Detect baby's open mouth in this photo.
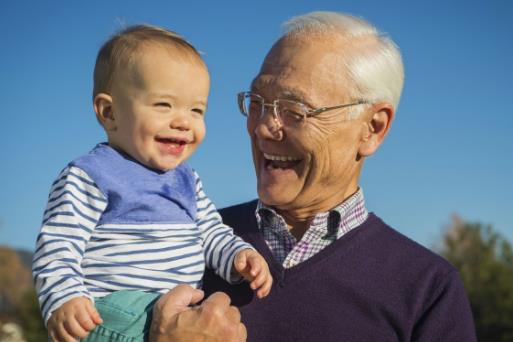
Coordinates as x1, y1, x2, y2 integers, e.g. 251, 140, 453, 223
155, 137, 188, 145
155, 137, 190, 155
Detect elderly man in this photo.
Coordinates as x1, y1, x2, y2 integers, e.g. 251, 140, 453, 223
151, 11, 476, 342
200, 11, 477, 342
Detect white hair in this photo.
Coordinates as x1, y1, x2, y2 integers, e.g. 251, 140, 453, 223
282, 11, 404, 114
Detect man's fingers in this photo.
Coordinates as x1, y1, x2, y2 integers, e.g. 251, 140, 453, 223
203, 291, 231, 308
169, 284, 204, 305
150, 290, 246, 342
189, 288, 205, 306
238, 322, 248, 341
156, 284, 205, 316
225, 305, 242, 323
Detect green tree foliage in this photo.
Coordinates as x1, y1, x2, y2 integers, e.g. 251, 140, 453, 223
440, 216, 513, 341
16, 288, 47, 342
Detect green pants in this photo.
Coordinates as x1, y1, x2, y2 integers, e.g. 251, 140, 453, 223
82, 291, 161, 342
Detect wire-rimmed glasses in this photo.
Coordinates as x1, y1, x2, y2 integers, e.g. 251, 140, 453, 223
237, 91, 369, 126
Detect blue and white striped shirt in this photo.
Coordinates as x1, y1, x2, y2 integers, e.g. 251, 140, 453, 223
33, 144, 250, 323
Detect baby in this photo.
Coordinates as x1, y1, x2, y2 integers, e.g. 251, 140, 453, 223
32, 25, 272, 341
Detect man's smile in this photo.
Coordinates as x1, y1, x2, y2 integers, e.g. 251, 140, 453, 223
263, 152, 302, 169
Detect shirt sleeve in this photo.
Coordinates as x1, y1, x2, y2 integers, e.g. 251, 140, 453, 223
412, 270, 477, 342
193, 171, 253, 283
32, 165, 107, 325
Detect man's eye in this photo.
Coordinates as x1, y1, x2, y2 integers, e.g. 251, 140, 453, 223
282, 109, 304, 121
249, 101, 261, 110
155, 102, 171, 108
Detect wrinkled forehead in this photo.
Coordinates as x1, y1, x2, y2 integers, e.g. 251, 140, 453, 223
251, 35, 361, 106
252, 38, 349, 107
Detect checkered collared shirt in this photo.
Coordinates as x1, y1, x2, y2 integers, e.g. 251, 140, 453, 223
256, 188, 368, 268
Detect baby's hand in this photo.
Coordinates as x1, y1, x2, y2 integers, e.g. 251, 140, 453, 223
48, 296, 103, 342
234, 248, 273, 298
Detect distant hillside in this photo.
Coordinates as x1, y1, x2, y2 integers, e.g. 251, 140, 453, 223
0, 246, 47, 341
0, 246, 33, 315
15, 249, 33, 270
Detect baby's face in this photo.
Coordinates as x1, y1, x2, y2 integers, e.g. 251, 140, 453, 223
108, 45, 209, 171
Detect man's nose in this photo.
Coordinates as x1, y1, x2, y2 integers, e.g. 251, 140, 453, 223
253, 105, 283, 141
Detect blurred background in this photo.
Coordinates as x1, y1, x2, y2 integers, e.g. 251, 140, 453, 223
1, 0, 512, 340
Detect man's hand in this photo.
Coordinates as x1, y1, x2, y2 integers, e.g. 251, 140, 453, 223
150, 285, 247, 342
47, 296, 103, 342
234, 248, 273, 298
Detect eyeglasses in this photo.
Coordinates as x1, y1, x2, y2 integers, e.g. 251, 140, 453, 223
237, 91, 369, 126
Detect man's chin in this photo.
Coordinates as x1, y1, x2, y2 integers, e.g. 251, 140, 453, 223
257, 186, 298, 208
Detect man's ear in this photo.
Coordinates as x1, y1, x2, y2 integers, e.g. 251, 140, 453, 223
94, 93, 116, 131
358, 103, 395, 157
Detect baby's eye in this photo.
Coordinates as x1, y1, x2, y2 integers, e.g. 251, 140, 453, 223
192, 108, 205, 115
155, 102, 172, 108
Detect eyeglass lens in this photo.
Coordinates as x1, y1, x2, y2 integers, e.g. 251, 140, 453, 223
242, 94, 306, 124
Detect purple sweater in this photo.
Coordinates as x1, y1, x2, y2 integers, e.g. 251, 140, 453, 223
202, 200, 476, 342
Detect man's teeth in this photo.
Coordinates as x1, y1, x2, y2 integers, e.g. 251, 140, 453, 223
263, 153, 300, 161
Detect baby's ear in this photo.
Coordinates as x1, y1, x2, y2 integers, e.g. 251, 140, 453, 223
94, 93, 116, 131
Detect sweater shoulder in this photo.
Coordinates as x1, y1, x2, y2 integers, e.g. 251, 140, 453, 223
364, 213, 457, 275
219, 200, 258, 234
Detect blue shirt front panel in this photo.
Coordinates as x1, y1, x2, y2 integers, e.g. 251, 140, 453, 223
70, 143, 197, 225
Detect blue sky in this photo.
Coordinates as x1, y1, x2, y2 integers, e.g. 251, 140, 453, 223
1, 0, 512, 251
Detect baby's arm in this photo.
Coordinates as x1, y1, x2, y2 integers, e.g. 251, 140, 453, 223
193, 171, 253, 281
33, 166, 107, 325
47, 297, 102, 342
234, 249, 273, 298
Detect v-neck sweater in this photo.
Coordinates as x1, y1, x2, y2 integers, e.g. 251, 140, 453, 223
202, 200, 476, 342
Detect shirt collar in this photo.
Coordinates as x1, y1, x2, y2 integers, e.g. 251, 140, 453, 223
255, 188, 367, 239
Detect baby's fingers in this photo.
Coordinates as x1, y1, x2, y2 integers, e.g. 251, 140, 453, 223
49, 330, 58, 342
52, 322, 79, 342
257, 273, 273, 298
85, 300, 103, 325
250, 267, 268, 290
49, 328, 65, 342
64, 318, 89, 339
234, 250, 248, 273
246, 254, 263, 277
76, 309, 97, 332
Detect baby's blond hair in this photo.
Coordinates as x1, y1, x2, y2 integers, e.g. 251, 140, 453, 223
93, 24, 204, 100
